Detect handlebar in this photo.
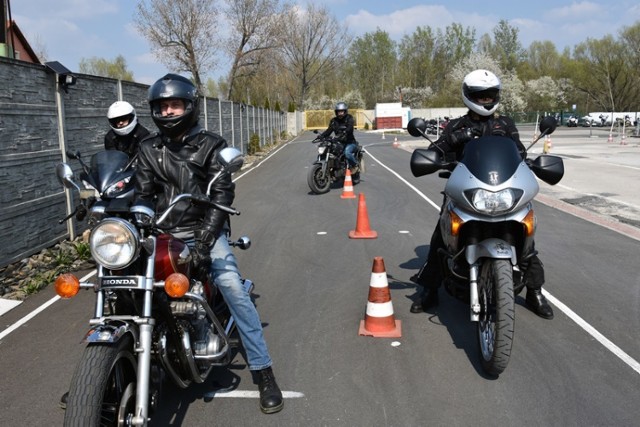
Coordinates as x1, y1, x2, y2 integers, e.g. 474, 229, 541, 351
155, 194, 240, 228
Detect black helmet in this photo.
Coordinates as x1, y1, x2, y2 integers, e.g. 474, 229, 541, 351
334, 101, 348, 116
148, 73, 200, 139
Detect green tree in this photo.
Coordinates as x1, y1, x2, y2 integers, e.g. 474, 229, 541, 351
397, 26, 436, 88
78, 55, 134, 80
346, 29, 397, 108
491, 20, 525, 72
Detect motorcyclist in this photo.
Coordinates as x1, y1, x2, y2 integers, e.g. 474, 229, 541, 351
134, 73, 284, 414
318, 101, 359, 173
104, 101, 150, 158
409, 69, 554, 319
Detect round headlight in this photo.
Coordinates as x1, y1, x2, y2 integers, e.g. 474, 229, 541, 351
89, 218, 140, 269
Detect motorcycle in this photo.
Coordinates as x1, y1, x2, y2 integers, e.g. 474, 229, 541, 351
54, 147, 251, 426
56, 149, 137, 225
307, 130, 365, 194
408, 116, 564, 376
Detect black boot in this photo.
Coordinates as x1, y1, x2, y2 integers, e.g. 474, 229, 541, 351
410, 288, 439, 313
257, 367, 283, 414
59, 391, 68, 410
526, 288, 554, 319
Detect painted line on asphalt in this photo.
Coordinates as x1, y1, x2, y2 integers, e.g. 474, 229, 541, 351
366, 148, 640, 376
204, 390, 305, 399
0, 298, 22, 317
0, 270, 96, 341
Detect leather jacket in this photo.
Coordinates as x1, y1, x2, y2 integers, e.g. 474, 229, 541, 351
134, 125, 234, 239
320, 114, 356, 144
104, 124, 150, 158
434, 112, 526, 159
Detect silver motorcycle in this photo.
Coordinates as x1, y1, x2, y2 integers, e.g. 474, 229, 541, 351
408, 116, 563, 375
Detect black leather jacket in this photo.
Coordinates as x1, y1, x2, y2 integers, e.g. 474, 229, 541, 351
134, 125, 234, 239
320, 114, 356, 144
104, 124, 150, 158
434, 112, 526, 159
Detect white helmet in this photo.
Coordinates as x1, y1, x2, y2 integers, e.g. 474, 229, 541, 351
462, 69, 501, 116
107, 101, 138, 136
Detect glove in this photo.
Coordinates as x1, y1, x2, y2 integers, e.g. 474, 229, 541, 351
449, 127, 474, 148
192, 229, 215, 281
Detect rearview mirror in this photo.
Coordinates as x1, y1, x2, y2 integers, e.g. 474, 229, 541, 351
55, 163, 81, 191
407, 117, 427, 137
539, 116, 557, 135
217, 147, 244, 173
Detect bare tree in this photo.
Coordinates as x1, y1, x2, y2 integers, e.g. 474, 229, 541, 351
278, 3, 350, 109
223, 0, 292, 101
134, 0, 220, 91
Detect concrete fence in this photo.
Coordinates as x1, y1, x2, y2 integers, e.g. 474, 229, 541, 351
0, 57, 301, 268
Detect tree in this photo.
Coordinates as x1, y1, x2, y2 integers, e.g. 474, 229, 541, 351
397, 26, 436, 89
79, 55, 134, 81
223, 0, 292, 101
278, 3, 351, 109
431, 23, 476, 93
491, 20, 525, 72
346, 29, 397, 108
134, 0, 220, 91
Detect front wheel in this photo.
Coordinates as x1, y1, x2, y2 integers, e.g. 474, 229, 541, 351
307, 163, 331, 194
64, 335, 138, 427
476, 259, 515, 376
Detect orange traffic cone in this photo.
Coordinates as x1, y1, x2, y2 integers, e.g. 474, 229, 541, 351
359, 257, 402, 338
349, 193, 377, 239
392, 136, 400, 148
607, 133, 613, 143
340, 169, 356, 199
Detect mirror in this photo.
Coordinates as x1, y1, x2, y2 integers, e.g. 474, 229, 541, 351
407, 117, 427, 137
217, 147, 244, 173
539, 116, 557, 135
55, 163, 81, 191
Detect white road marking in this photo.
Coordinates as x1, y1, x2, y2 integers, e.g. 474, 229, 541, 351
365, 148, 640, 376
204, 390, 305, 399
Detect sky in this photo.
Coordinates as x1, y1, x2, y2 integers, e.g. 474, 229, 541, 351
8, 0, 640, 85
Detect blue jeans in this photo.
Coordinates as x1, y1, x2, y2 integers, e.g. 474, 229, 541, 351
344, 143, 358, 167
186, 233, 272, 371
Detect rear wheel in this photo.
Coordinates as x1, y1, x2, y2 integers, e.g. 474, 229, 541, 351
476, 259, 515, 376
64, 335, 137, 427
307, 163, 331, 194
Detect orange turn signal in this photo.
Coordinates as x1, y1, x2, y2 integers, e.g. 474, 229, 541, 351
164, 273, 190, 298
521, 210, 536, 236
54, 273, 80, 298
450, 210, 464, 236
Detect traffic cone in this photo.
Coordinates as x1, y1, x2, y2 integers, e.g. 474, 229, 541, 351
359, 257, 402, 338
340, 169, 356, 199
349, 193, 377, 239
381, 131, 385, 140
543, 135, 552, 153
392, 136, 399, 148
621, 134, 627, 145
607, 133, 613, 143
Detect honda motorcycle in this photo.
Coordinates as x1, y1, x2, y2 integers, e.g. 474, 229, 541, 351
307, 130, 365, 194
56, 149, 136, 225
408, 116, 563, 376
54, 147, 251, 426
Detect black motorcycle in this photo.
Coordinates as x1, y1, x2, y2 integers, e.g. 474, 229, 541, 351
307, 131, 365, 194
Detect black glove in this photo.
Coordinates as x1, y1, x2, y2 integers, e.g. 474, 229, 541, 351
192, 229, 215, 281
449, 127, 474, 148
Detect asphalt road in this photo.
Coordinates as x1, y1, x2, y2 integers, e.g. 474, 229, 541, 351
1, 127, 639, 426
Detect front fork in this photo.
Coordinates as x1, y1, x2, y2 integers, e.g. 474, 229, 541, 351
465, 239, 517, 322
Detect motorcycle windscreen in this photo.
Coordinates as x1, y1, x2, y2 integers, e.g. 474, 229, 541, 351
460, 136, 523, 186
89, 150, 131, 192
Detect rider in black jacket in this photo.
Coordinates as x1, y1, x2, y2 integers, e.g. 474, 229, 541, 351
134, 73, 284, 414
104, 101, 149, 158
319, 101, 359, 173
409, 69, 553, 319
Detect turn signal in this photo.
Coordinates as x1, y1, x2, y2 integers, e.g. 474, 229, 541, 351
450, 210, 464, 236
54, 273, 80, 298
521, 210, 536, 236
164, 273, 190, 298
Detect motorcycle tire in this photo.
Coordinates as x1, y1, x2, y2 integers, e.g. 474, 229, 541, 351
476, 259, 515, 376
64, 335, 138, 427
307, 163, 331, 194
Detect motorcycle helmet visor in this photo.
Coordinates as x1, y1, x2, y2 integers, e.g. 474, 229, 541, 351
108, 113, 135, 128
470, 89, 499, 104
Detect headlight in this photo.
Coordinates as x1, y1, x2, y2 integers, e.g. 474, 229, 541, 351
318, 146, 327, 155
467, 188, 522, 214
89, 218, 140, 269
104, 177, 132, 198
